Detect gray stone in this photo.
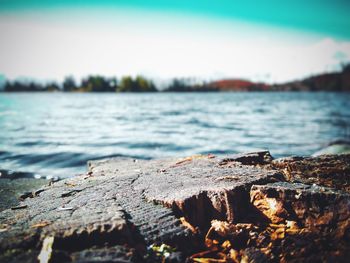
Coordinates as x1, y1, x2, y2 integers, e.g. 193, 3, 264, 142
1, 153, 349, 262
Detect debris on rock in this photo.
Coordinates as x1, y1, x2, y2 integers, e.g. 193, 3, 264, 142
218, 151, 273, 166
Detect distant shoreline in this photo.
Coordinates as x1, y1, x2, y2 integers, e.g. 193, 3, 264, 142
1, 90, 350, 93
1, 64, 350, 92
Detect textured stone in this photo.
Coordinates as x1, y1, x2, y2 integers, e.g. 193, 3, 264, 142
271, 154, 350, 192
0, 178, 48, 212
0, 158, 193, 263
218, 150, 273, 165
250, 182, 350, 237
1, 153, 349, 262
135, 156, 282, 228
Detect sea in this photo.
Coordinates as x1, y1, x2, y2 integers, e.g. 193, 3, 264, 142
0, 92, 349, 179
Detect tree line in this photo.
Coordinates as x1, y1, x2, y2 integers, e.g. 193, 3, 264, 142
3, 63, 350, 92
2, 75, 213, 93
3, 75, 158, 92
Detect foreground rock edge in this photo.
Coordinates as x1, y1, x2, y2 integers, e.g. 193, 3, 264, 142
0, 152, 349, 262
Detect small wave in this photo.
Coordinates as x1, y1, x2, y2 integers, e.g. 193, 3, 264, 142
15, 140, 61, 147
161, 110, 184, 116
186, 118, 215, 128
253, 108, 269, 114
7, 126, 26, 132
0, 150, 9, 156
153, 130, 186, 135
93, 153, 152, 161
121, 142, 193, 152
186, 118, 237, 131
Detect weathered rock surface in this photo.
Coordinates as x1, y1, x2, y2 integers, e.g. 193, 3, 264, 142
0, 152, 349, 262
271, 154, 350, 192
134, 155, 283, 228
0, 158, 193, 263
0, 178, 48, 212
251, 182, 350, 237
237, 181, 350, 262
250, 182, 350, 261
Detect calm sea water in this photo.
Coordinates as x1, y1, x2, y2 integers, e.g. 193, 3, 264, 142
0, 92, 349, 179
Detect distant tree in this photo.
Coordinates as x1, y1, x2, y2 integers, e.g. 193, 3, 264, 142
117, 76, 134, 92
31, 81, 44, 91
45, 82, 60, 92
116, 76, 157, 92
63, 76, 77, 92
163, 78, 215, 92
4, 81, 15, 92
135, 76, 157, 92
81, 75, 114, 92
4, 80, 44, 92
164, 78, 191, 92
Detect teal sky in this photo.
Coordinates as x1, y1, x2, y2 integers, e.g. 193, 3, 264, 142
0, 0, 350, 82
1, 0, 350, 39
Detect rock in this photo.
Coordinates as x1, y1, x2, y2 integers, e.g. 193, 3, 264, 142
70, 246, 142, 263
248, 182, 350, 263
0, 158, 194, 263
133, 155, 283, 228
218, 150, 273, 165
271, 154, 350, 192
250, 182, 350, 236
0, 152, 349, 262
0, 178, 48, 212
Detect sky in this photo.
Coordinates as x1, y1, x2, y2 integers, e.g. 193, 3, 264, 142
0, 0, 350, 83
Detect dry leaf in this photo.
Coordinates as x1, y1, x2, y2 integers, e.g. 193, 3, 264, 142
64, 181, 77, 187
31, 221, 51, 228
180, 217, 198, 234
